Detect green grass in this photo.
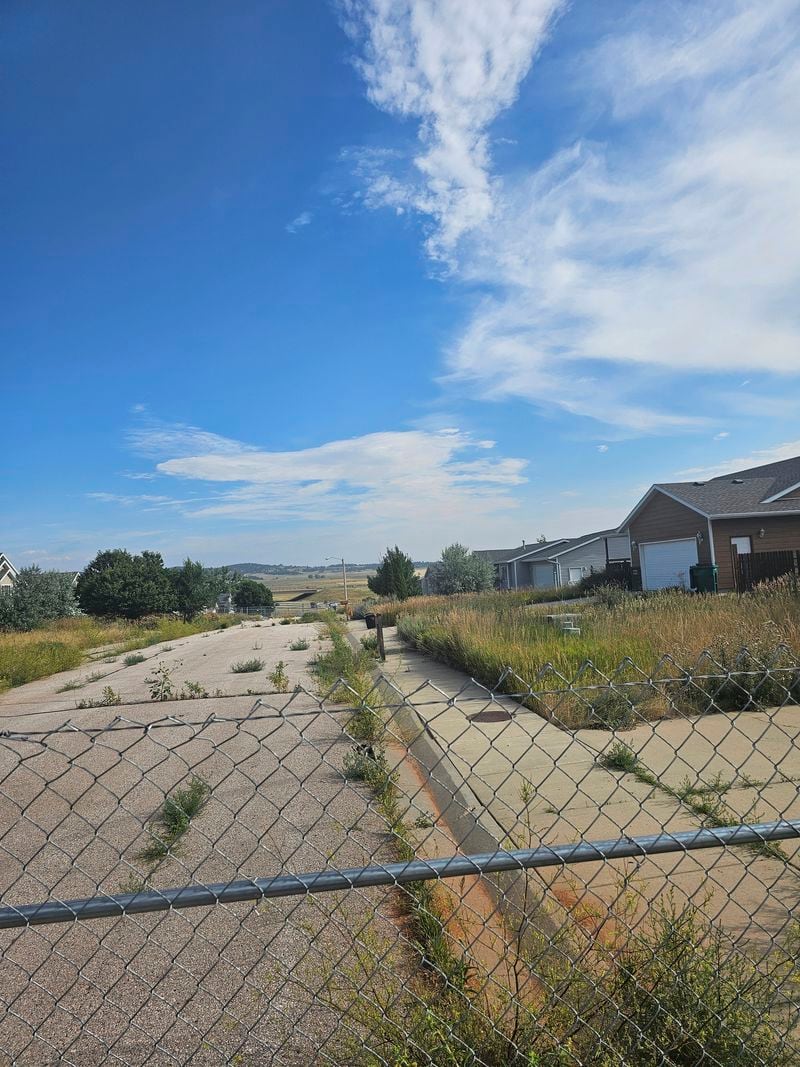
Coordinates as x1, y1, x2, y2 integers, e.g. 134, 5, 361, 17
600, 740, 639, 773
311, 614, 373, 702
230, 658, 264, 673
139, 777, 209, 862
0, 614, 244, 691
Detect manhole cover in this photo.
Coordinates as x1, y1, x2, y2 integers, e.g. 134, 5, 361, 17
468, 708, 513, 723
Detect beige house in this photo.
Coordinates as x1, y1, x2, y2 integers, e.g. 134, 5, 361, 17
0, 554, 18, 595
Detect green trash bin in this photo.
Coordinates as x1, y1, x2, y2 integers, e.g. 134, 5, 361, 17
690, 564, 718, 593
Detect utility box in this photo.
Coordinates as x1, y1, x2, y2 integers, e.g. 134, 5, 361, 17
690, 564, 718, 593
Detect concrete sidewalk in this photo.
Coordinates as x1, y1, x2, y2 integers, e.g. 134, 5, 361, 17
362, 621, 800, 949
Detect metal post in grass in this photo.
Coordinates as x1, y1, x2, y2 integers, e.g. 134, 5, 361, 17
375, 612, 386, 661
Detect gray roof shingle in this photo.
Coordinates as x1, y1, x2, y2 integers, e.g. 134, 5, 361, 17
655, 455, 800, 516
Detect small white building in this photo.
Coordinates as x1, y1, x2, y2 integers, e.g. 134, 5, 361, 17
0, 554, 18, 595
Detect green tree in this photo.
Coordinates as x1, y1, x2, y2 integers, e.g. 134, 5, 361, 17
0, 567, 77, 631
368, 546, 421, 601
170, 559, 213, 622
76, 549, 176, 619
232, 578, 274, 610
430, 544, 494, 595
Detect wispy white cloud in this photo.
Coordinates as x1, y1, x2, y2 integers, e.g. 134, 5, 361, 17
340, 0, 563, 259
107, 422, 531, 552
127, 422, 255, 459
286, 210, 313, 233
343, 0, 800, 432
713, 431, 730, 441
87, 492, 182, 509
676, 438, 800, 480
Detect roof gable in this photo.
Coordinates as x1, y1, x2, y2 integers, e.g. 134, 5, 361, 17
618, 455, 800, 528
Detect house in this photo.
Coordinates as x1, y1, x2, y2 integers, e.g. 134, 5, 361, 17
421, 564, 442, 595
501, 532, 630, 590
0, 554, 18, 595
472, 546, 531, 588
477, 533, 631, 590
619, 455, 800, 591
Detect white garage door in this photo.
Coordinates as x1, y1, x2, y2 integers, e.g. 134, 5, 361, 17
640, 539, 698, 590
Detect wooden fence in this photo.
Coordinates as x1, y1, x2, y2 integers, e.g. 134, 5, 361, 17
732, 548, 800, 592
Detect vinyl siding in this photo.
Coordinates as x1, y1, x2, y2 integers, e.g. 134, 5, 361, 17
627, 491, 712, 571
554, 541, 609, 584
712, 516, 800, 591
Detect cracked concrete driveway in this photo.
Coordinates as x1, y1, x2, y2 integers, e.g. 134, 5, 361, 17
0, 621, 409, 1066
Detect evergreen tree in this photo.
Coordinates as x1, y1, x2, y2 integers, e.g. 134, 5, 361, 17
76, 549, 176, 619
368, 546, 421, 600
170, 559, 213, 621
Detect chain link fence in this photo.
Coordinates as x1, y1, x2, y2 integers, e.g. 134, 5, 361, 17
1, 648, 800, 1065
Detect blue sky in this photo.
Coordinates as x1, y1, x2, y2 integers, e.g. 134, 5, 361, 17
3, 0, 800, 568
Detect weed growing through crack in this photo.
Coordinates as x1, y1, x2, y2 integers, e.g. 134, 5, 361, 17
361, 634, 379, 656
76, 686, 122, 709
231, 658, 264, 673
600, 741, 639, 773
289, 638, 309, 651
269, 661, 289, 692
145, 662, 176, 700
124, 653, 146, 666
181, 680, 209, 699
138, 777, 209, 862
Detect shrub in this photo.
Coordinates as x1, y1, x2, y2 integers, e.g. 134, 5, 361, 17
288, 638, 310, 651
583, 687, 639, 729
76, 686, 122, 709
124, 653, 146, 666
0, 567, 77, 631
181, 680, 209, 699
361, 633, 379, 655
230, 658, 264, 673
600, 740, 639, 772
268, 661, 289, 692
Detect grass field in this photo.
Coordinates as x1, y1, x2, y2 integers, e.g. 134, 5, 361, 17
245, 567, 426, 605
0, 614, 244, 690
244, 570, 376, 604
377, 579, 800, 727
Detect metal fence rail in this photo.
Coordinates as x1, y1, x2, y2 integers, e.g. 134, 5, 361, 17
2, 820, 799, 930
1, 647, 800, 1065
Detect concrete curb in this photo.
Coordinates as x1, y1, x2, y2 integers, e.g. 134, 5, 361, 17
344, 625, 560, 934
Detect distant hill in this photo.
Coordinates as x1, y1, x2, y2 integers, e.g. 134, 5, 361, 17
223, 561, 432, 575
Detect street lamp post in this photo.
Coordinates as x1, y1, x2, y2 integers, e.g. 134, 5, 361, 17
325, 556, 348, 607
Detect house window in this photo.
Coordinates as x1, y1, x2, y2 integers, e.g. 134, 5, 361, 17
567, 566, 584, 585
731, 536, 752, 555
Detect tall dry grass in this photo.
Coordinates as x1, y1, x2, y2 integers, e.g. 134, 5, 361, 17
0, 614, 241, 690
391, 579, 800, 727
